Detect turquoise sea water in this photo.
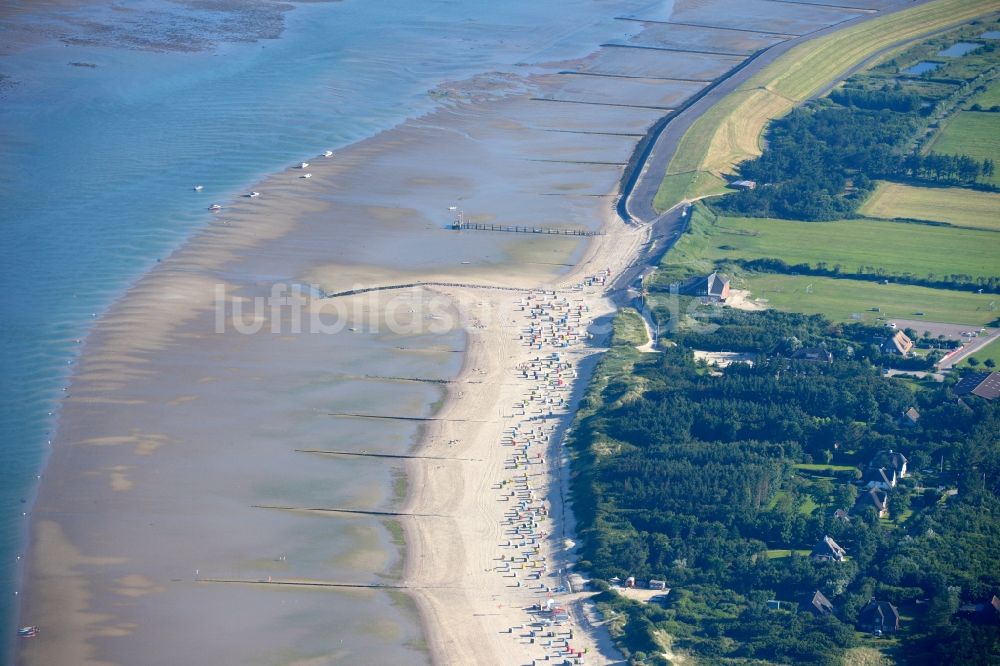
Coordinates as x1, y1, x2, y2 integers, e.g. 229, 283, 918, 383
0, 0, 651, 655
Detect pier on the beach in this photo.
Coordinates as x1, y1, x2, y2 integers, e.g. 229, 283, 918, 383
451, 221, 604, 237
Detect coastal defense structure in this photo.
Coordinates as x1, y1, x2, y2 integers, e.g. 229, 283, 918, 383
451, 220, 603, 237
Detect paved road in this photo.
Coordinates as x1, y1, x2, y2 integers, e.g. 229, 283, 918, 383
608, 202, 689, 305
937, 328, 1000, 370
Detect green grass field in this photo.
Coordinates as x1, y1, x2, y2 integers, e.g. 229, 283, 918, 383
859, 182, 1000, 231
927, 111, 1000, 187
765, 549, 812, 559
799, 496, 819, 516
743, 273, 1000, 326
969, 76, 1000, 108
794, 463, 857, 473
958, 336, 1000, 368
693, 213, 999, 282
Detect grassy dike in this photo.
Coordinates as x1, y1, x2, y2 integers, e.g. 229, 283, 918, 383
654, 0, 1000, 212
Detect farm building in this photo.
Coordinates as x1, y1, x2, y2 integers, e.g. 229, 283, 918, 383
675, 272, 731, 301
730, 179, 757, 190
953, 371, 1000, 401
858, 599, 901, 634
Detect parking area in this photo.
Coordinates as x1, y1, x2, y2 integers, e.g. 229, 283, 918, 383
889, 318, 988, 342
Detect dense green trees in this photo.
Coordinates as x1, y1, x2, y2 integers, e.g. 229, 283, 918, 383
570, 309, 1000, 663
715, 92, 995, 221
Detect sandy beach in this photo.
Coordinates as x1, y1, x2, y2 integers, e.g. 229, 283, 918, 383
13, 1, 912, 663
401, 214, 647, 664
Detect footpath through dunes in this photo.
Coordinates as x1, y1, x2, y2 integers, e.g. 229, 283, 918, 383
16, 1, 922, 665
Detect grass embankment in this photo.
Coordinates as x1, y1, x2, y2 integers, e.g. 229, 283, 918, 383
653, 0, 1000, 212
859, 182, 1000, 231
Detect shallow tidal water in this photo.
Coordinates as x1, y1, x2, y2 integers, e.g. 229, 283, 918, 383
0, 0, 658, 659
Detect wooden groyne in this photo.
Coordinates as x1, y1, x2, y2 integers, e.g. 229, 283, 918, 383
295, 448, 482, 462
324, 281, 536, 299
324, 412, 490, 423
198, 577, 407, 591
452, 221, 604, 237
251, 504, 445, 518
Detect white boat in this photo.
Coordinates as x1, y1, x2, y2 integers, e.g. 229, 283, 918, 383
193, 185, 203, 191
248, 191, 260, 198
301, 173, 312, 179
323, 150, 333, 157
208, 204, 222, 211
299, 162, 309, 168
18, 626, 38, 638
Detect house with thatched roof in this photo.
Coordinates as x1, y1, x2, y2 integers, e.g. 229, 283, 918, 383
811, 536, 846, 562
858, 598, 900, 634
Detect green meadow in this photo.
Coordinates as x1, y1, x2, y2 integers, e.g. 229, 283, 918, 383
969, 77, 1000, 109
927, 110, 1000, 187
859, 182, 1000, 231
742, 273, 999, 326
683, 211, 999, 281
